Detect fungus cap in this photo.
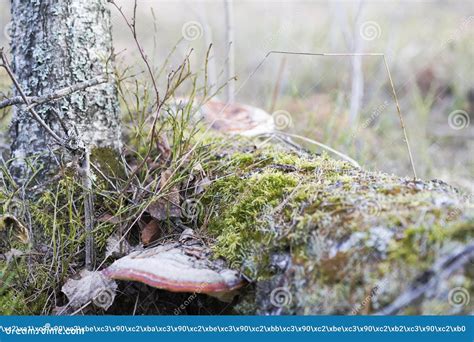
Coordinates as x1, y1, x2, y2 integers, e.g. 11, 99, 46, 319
103, 243, 244, 294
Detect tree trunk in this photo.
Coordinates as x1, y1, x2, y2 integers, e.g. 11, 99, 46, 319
9, 0, 121, 183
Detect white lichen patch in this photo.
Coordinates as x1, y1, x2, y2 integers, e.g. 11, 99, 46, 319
10, 0, 121, 182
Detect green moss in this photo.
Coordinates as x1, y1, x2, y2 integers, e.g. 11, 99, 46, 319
91, 147, 126, 181
447, 218, 474, 242
229, 152, 257, 168
388, 226, 429, 265
196, 134, 473, 304
0, 259, 49, 315
272, 152, 299, 166
29, 176, 86, 270
2, 169, 126, 313
203, 170, 298, 276
1, 129, 471, 314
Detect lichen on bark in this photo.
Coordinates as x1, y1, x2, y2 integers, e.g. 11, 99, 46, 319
9, 0, 121, 183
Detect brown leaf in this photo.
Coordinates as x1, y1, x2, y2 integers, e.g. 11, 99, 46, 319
146, 169, 181, 220
156, 133, 171, 161
147, 198, 181, 220
97, 213, 120, 224
141, 220, 163, 245
160, 168, 173, 188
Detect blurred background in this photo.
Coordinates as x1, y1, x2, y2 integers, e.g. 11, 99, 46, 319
0, 0, 472, 192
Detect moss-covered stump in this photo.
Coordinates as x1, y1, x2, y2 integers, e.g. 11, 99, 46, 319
197, 136, 474, 315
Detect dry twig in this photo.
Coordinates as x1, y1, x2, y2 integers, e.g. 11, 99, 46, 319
0, 76, 107, 110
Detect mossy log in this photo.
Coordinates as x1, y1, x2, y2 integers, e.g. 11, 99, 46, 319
1, 135, 472, 315
195, 136, 473, 315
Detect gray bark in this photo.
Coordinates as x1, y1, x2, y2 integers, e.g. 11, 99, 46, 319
9, 0, 121, 183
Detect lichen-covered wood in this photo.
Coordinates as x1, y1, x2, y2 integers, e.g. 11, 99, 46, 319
196, 136, 474, 315
9, 0, 121, 182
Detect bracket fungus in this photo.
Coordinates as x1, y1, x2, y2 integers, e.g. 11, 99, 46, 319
103, 229, 245, 300
61, 230, 244, 311
200, 100, 275, 136
171, 97, 275, 136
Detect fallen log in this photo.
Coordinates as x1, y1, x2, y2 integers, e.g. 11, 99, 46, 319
59, 135, 473, 315
194, 136, 473, 315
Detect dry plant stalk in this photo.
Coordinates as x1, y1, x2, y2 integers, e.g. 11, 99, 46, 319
247, 50, 418, 179
224, 0, 235, 103
110, 0, 193, 198
81, 147, 95, 270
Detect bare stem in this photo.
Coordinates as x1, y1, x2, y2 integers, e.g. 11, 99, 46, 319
382, 55, 417, 179
82, 147, 95, 270
108, 1, 193, 197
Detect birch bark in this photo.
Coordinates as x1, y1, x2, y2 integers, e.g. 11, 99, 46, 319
9, 0, 121, 183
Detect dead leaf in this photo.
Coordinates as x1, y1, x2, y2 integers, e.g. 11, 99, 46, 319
106, 234, 133, 258
141, 220, 163, 245
147, 199, 181, 220
97, 213, 120, 224
62, 270, 117, 311
146, 169, 181, 220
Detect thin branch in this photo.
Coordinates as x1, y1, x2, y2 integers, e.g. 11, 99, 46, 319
108, 1, 193, 198
109, 0, 160, 105
0, 75, 107, 109
382, 55, 417, 179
